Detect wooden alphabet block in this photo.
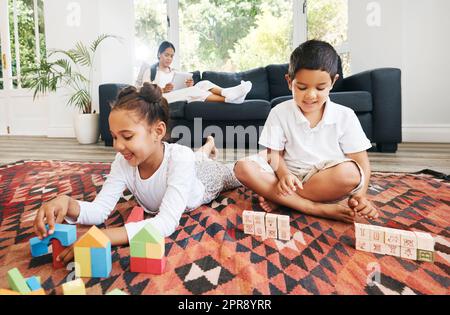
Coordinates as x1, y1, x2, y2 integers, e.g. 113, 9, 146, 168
253, 212, 266, 226
417, 249, 434, 263
254, 224, 266, 237
355, 239, 371, 252
369, 226, 385, 243
277, 215, 290, 231
383, 244, 401, 257
265, 213, 278, 229
242, 210, 254, 225
400, 231, 417, 249
371, 242, 385, 255
278, 228, 290, 241
354, 223, 370, 240
400, 247, 417, 260
243, 223, 254, 235
266, 228, 278, 239
384, 228, 402, 246
414, 231, 434, 251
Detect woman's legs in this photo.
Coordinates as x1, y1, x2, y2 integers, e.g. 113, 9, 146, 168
195, 80, 252, 104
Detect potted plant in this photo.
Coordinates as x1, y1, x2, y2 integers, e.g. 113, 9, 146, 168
23, 34, 118, 144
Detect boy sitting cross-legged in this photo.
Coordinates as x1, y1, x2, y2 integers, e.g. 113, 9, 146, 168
234, 40, 379, 223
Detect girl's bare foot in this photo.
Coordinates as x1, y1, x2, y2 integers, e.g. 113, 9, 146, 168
314, 203, 356, 224
258, 196, 278, 213
197, 136, 218, 160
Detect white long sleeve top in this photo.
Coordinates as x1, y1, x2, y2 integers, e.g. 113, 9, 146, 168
65, 142, 205, 240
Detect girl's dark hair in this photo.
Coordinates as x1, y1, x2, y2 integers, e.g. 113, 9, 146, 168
112, 83, 170, 135
157, 41, 175, 59
288, 39, 339, 81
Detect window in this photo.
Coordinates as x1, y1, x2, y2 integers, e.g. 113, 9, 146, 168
132, 0, 350, 74
178, 0, 293, 72
0, 0, 46, 91
134, 0, 168, 77
306, 0, 351, 76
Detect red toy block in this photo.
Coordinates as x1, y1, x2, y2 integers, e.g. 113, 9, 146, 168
126, 206, 144, 224
130, 256, 166, 274
51, 239, 65, 269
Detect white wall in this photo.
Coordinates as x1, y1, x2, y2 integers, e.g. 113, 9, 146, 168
0, 0, 135, 137
349, 0, 450, 142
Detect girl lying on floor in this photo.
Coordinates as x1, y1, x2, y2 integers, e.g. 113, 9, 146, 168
33, 82, 241, 265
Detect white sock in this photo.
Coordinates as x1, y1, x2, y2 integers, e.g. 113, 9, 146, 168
222, 81, 252, 102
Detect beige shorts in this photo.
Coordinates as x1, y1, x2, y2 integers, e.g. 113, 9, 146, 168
244, 152, 365, 197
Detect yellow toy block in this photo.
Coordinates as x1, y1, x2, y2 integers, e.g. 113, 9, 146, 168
28, 288, 46, 295
74, 247, 92, 278
146, 242, 164, 259
0, 288, 21, 295
62, 278, 86, 295
75, 225, 109, 247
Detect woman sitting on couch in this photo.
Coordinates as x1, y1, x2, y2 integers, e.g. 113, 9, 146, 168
136, 41, 252, 104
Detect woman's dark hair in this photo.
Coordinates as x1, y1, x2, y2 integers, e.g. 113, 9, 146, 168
112, 83, 170, 136
157, 41, 175, 59
288, 39, 339, 81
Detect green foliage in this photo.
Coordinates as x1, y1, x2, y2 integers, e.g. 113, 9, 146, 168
22, 34, 118, 114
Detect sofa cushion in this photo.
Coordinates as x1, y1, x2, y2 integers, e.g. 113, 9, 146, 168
202, 67, 270, 101
330, 91, 372, 112
168, 101, 186, 119
185, 100, 271, 121
266, 64, 290, 99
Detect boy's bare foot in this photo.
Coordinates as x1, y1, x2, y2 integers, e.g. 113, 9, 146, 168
315, 203, 356, 224
258, 196, 279, 213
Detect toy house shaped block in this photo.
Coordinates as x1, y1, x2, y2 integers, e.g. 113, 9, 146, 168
130, 223, 165, 274
29, 224, 77, 257
74, 226, 111, 278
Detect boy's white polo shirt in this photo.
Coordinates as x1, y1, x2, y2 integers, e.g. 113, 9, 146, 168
258, 98, 372, 174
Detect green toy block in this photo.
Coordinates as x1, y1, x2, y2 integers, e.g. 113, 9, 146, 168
130, 241, 147, 258
106, 288, 128, 295
131, 223, 163, 244
7, 268, 31, 294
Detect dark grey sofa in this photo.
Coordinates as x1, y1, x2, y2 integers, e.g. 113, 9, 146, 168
99, 61, 401, 152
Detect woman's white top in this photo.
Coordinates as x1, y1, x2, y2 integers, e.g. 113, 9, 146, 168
65, 142, 205, 240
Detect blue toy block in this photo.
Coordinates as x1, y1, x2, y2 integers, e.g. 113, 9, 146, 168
30, 224, 77, 257
90, 243, 112, 278
26, 276, 41, 291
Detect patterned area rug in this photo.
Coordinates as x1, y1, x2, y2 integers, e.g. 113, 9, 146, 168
0, 160, 449, 295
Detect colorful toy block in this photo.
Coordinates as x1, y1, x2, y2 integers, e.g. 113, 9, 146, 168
0, 289, 21, 295
29, 224, 77, 257
126, 206, 144, 223
26, 276, 41, 291
354, 223, 435, 263
51, 239, 65, 269
62, 278, 86, 295
7, 268, 31, 294
106, 288, 128, 295
265, 214, 278, 239
243, 211, 255, 235
74, 225, 111, 278
130, 256, 166, 274
130, 223, 165, 274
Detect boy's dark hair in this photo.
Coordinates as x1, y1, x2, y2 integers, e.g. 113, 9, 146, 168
288, 39, 339, 81
157, 41, 175, 59
112, 83, 170, 137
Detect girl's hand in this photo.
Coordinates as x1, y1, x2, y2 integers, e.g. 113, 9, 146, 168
185, 78, 194, 87
163, 83, 174, 93
34, 195, 71, 239
277, 174, 303, 196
